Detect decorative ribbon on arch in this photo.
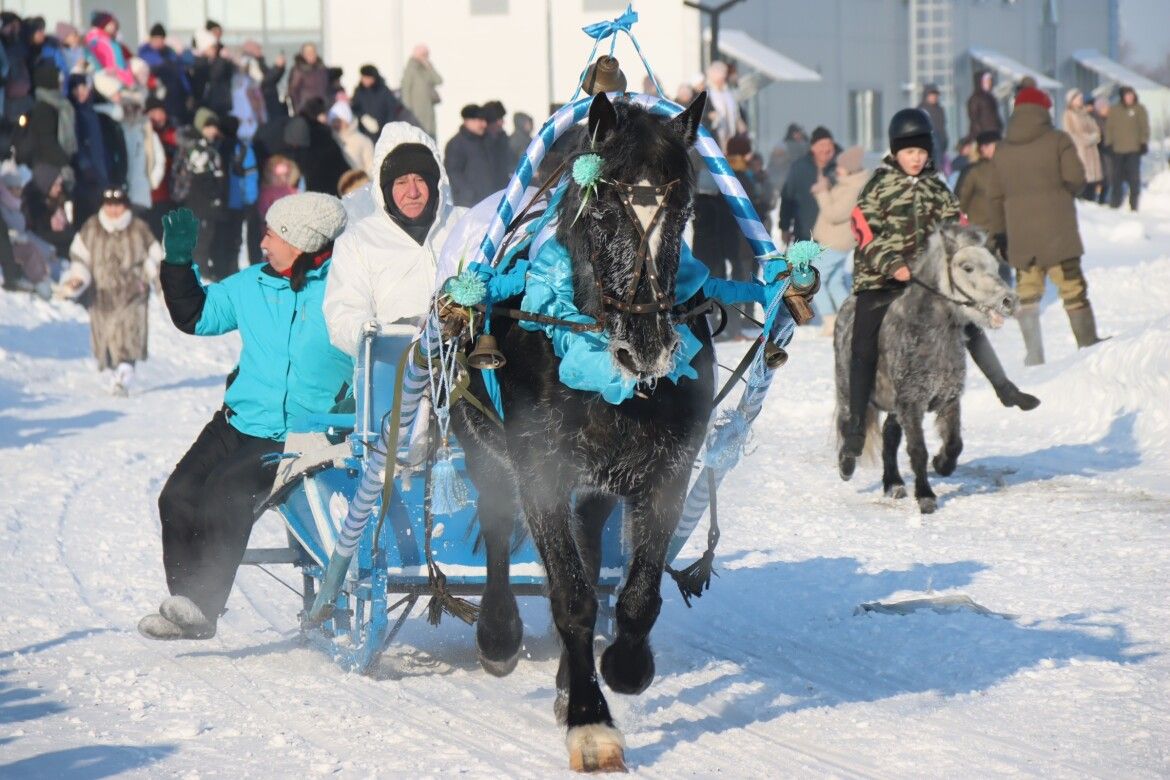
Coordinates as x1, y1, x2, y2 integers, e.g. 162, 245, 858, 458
570, 3, 666, 102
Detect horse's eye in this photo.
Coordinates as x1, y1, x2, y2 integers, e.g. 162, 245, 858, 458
961, 264, 974, 273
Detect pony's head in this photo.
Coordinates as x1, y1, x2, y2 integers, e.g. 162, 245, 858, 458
557, 91, 706, 382
920, 224, 1018, 329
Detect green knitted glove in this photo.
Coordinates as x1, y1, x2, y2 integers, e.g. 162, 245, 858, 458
162, 208, 199, 266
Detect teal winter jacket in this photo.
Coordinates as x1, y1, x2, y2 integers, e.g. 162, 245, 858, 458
160, 260, 354, 441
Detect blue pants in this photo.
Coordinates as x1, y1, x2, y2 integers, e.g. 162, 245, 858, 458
812, 249, 852, 320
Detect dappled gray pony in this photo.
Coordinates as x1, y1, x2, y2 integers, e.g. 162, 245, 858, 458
834, 224, 1018, 513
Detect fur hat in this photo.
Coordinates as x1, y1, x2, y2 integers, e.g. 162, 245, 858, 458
380, 142, 440, 187
482, 100, 506, 123
1015, 86, 1052, 110
975, 130, 1001, 146
265, 192, 347, 253
461, 104, 484, 121
836, 146, 864, 174
810, 126, 834, 146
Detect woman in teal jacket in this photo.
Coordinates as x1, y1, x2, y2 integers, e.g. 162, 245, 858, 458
139, 193, 353, 640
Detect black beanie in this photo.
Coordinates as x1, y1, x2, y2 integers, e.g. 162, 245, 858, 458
891, 133, 933, 155
360, 64, 379, 79
380, 143, 441, 245
150, 22, 166, 37
810, 125, 833, 145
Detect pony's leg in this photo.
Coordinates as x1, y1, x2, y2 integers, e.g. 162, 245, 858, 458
527, 496, 624, 772
931, 397, 963, 477
881, 414, 907, 499
599, 471, 688, 698
555, 492, 619, 725
897, 406, 937, 514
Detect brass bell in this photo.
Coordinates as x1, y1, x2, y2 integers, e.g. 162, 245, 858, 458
581, 55, 627, 96
764, 342, 789, 369
467, 333, 506, 370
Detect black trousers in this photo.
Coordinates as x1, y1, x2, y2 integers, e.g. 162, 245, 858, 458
1109, 152, 1142, 211
158, 410, 282, 621
846, 288, 902, 427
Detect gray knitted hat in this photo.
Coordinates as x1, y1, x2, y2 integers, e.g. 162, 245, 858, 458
265, 193, 348, 253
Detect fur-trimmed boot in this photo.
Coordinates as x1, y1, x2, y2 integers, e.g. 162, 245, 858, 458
1068, 304, 1110, 349
1017, 304, 1045, 367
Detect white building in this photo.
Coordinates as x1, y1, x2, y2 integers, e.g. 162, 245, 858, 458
321, 0, 703, 140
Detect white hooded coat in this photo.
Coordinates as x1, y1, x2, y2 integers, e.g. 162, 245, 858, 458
324, 122, 466, 356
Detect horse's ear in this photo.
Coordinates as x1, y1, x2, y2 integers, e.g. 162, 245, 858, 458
588, 91, 618, 144
671, 90, 707, 146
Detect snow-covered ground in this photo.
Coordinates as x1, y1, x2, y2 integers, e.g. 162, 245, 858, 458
2, 178, 1169, 778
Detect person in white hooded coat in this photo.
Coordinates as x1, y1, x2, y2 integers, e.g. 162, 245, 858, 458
324, 122, 465, 356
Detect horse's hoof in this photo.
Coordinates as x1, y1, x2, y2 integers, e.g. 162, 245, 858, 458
918, 496, 937, 514
476, 587, 523, 677
884, 484, 907, 499
600, 641, 655, 695
554, 688, 569, 725
838, 453, 856, 481
932, 454, 957, 477
567, 724, 627, 773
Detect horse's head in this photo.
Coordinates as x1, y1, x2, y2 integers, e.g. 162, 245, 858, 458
922, 224, 1018, 330
558, 90, 706, 382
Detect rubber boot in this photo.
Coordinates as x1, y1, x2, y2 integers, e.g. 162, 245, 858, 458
965, 325, 1040, 411
1017, 304, 1045, 367
1067, 304, 1110, 349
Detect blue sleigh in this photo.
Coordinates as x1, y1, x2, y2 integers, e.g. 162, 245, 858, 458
242, 83, 814, 673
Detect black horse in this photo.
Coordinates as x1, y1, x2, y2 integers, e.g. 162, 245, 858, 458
449, 91, 712, 772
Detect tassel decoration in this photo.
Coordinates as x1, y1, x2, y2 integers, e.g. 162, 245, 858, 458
429, 446, 470, 516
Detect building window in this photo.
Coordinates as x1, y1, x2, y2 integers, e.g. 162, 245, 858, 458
471, 0, 509, 13
849, 89, 883, 152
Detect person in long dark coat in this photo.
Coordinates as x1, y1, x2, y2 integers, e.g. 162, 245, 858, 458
19, 61, 74, 170
967, 70, 1003, 139
69, 75, 110, 228
351, 64, 406, 142
282, 98, 349, 195
443, 104, 496, 207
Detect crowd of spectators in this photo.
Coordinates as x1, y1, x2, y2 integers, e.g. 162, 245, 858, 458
0, 11, 441, 295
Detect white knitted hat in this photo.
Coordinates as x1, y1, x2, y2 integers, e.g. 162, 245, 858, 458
265, 192, 348, 253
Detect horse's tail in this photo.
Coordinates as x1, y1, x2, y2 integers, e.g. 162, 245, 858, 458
860, 405, 881, 466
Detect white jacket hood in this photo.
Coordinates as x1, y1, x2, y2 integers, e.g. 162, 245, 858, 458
323, 122, 467, 357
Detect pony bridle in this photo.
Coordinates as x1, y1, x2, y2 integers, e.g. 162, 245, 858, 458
596, 178, 680, 315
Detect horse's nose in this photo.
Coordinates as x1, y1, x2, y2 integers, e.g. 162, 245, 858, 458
615, 347, 638, 374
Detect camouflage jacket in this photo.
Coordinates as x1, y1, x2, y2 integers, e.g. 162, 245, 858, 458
849, 158, 961, 293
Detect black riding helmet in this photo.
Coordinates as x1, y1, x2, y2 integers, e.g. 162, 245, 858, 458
888, 108, 934, 155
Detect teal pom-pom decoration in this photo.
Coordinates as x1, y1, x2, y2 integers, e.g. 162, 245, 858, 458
786, 240, 824, 270
572, 153, 605, 188
445, 269, 487, 306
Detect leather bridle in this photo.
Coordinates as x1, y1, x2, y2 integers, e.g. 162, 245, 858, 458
594, 178, 680, 316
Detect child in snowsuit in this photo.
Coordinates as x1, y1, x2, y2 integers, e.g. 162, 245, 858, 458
839, 109, 1038, 478
138, 193, 353, 640
59, 187, 162, 395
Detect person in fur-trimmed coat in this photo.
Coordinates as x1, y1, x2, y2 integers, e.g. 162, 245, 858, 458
59, 187, 162, 396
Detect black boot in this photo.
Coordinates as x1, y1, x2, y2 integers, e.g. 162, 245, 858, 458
842, 354, 876, 459
965, 324, 1040, 411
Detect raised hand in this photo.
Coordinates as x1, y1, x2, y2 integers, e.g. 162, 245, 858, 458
162, 208, 199, 266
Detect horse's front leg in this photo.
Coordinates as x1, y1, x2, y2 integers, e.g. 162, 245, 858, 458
527, 494, 624, 773
600, 468, 688, 698
897, 405, 937, 514
931, 396, 963, 477
881, 414, 907, 499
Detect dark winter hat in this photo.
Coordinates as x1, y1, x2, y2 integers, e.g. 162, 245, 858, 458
784, 123, 806, 141
380, 142, 440, 187
33, 60, 60, 90
1014, 86, 1052, 110
90, 11, 116, 29
482, 100, 506, 123
975, 129, 1001, 146
726, 133, 753, 157
145, 95, 165, 112
150, 22, 166, 37
101, 186, 129, 205
24, 16, 46, 35
809, 125, 834, 145
923, 82, 940, 96
1118, 86, 1137, 102
461, 104, 484, 120
205, 19, 222, 32
888, 108, 934, 155
359, 64, 380, 79
0, 12, 20, 28
67, 73, 90, 93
